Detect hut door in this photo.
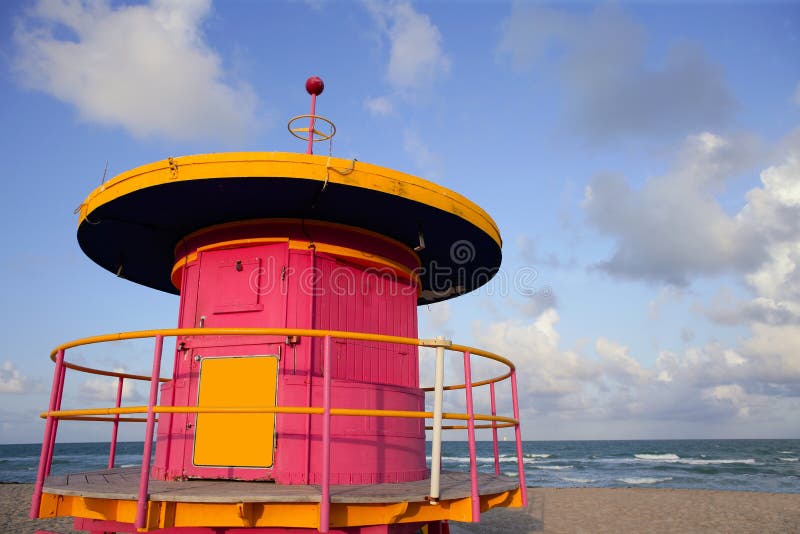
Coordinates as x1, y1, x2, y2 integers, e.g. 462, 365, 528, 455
188, 243, 287, 470
193, 243, 288, 330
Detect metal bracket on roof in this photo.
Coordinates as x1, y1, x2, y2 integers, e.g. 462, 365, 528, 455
414, 228, 426, 252
168, 157, 179, 180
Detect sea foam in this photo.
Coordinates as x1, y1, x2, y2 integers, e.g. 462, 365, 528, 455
635, 453, 680, 461
634, 453, 755, 465
679, 458, 756, 465
533, 465, 573, 470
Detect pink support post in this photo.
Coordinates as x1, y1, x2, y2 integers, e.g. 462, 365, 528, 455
463, 351, 480, 523
319, 335, 333, 533
44, 363, 66, 478
134, 335, 164, 530
305, 247, 317, 483
108, 376, 124, 468
510, 370, 528, 507
307, 94, 318, 155
490, 382, 500, 475
30, 349, 65, 519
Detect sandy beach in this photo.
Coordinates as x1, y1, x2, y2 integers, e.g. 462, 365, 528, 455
451, 487, 800, 533
5, 483, 799, 533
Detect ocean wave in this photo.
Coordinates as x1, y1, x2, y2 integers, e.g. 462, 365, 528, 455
429, 455, 463, 463
618, 477, 673, 485
524, 453, 552, 459
635, 453, 680, 461
503, 471, 519, 477
777, 451, 794, 454
680, 458, 756, 465
634, 453, 756, 465
475, 456, 518, 463
562, 477, 595, 483
533, 465, 573, 470
779, 457, 798, 462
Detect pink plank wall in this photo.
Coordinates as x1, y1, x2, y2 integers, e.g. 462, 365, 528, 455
154, 221, 426, 483
312, 253, 418, 388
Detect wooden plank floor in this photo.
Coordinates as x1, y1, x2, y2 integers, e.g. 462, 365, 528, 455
43, 467, 518, 504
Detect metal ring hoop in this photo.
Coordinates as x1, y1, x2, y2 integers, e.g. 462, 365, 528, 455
287, 114, 336, 143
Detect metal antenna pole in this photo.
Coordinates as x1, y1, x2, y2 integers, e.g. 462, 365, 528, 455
305, 76, 325, 155
307, 93, 317, 155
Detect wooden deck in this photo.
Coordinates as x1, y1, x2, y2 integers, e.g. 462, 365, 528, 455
43, 467, 519, 504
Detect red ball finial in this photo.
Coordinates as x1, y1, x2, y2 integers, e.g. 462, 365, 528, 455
305, 76, 324, 96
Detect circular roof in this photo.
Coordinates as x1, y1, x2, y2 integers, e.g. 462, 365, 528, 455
77, 152, 502, 304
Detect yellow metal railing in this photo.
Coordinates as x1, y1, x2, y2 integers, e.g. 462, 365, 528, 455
31, 328, 528, 532
45, 406, 519, 429
43, 328, 517, 429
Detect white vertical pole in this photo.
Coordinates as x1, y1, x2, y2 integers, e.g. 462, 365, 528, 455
429, 336, 447, 502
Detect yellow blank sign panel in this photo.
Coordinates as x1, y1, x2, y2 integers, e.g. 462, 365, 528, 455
194, 356, 278, 468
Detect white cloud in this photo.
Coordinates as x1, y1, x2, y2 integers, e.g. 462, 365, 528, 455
579, 127, 800, 432
595, 337, 650, 384
13, 0, 258, 143
363, 1, 450, 112
79, 370, 141, 402
699, 287, 800, 326
648, 286, 687, 320
0, 361, 29, 394
473, 309, 595, 405
368, 1, 450, 91
469, 305, 800, 435
747, 245, 800, 307
364, 95, 394, 116
584, 131, 765, 284
739, 323, 800, 392
402, 128, 441, 178
497, 4, 734, 142
569, 129, 800, 432
585, 128, 800, 344
702, 384, 750, 417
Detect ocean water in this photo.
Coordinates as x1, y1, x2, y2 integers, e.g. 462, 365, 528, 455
432, 439, 800, 493
1, 440, 798, 493
0, 442, 146, 484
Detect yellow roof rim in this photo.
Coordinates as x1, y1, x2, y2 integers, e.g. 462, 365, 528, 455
78, 152, 501, 249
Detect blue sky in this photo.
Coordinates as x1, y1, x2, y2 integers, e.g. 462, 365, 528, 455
1, 0, 799, 444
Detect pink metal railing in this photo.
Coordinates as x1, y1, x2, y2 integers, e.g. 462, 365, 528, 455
44, 362, 65, 479
490, 382, 500, 476
511, 370, 528, 507
463, 351, 480, 523
134, 335, 165, 529
29, 349, 64, 518
108, 376, 124, 469
320, 336, 333, 532
30, 329, 527, 532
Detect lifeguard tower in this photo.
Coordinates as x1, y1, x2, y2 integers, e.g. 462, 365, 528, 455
30, 78, 527, 533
